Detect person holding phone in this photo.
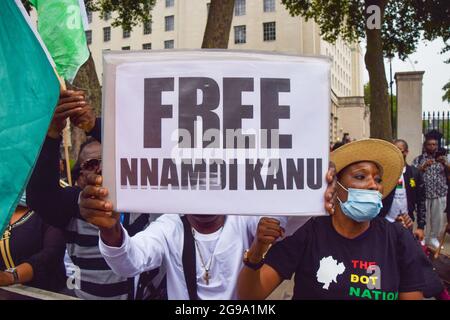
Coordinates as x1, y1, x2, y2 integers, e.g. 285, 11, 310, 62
412, 137, 449, 249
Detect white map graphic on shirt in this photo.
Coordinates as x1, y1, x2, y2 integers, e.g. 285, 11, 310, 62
316, 256, 346, 290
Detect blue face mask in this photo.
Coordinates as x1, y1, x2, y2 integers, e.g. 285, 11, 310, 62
337, 182, 383, 222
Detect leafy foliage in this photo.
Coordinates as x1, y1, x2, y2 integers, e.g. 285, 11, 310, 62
22, 0, 156, 32
84, 0, 156, 32
281, 0, 450, 60
443, 81, 450, 103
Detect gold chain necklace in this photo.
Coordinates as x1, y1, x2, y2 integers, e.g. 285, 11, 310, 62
192, 227, 223, 285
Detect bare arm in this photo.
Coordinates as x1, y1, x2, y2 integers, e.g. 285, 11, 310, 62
0, 263, 33, 286
399, 291, 423, 300
238, 218, 285, 299
27, 90, 96, 228
238, 263, 282, 300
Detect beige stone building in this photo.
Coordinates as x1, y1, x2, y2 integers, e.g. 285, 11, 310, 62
56, 0, 370, 142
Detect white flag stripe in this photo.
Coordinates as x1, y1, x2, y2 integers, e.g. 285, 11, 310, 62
13, 0, 55, 68
78, 0, 89, 31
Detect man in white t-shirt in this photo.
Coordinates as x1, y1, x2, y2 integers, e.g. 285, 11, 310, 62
79, 169, 336, 300
100, 214, 281, 299
385, 166, 408, 222
381, 139, 427, 241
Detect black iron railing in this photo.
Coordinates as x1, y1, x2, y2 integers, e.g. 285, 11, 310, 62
422, 111, 450, 147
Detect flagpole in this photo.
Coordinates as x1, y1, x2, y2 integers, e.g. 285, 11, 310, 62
63, 119, 73, 186
56, 74, 73, 186
17, 0, 73, 186
25, 0, 90, 188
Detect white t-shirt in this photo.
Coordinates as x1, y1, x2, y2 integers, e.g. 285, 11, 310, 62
386, 167, 408, 222
99, 214, 287, 300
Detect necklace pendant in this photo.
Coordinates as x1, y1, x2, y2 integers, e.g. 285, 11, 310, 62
203, 270, 210, 285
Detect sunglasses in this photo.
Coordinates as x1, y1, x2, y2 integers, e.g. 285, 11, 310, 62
80, 158, 102, 171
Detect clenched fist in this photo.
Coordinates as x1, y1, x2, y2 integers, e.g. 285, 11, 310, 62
246, 218, 285, 264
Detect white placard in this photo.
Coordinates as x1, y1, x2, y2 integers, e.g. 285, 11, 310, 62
102, 50, 330, 215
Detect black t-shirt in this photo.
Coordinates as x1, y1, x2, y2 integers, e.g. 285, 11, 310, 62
265, 216, 425, 300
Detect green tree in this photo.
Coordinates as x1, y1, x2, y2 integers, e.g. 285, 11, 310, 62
443, 81, 450, 103
441, 41, 450, 104
23, 0, 157, 157
363, 82, 396, 110
23, 0, 235, 157
282, 0, 450, 141
23, 0, 157, 114
23, 0, 235, 112
74, 0, 157, 116
84, 0, 155, 33
23, 0, 156, 31
364, 82, 397, 136
364, 82, 371, 107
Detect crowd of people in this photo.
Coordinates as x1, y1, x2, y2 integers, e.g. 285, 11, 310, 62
1, 90, 448, 300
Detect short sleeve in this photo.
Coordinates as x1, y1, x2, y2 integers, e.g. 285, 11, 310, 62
264, 218, 312, 280
395, 224, 426, 293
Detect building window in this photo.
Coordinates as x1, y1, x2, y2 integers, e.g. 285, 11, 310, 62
103, 11, 111, 21
123, 28, 130, 38
142, 43, 152, 50
235, 0, 245, 16
87, 10, 92, 23
122, 46, 130, 50
164, 40, 174, 49
85, 30, 92, 45
166, 0, 174, 7
165, 15, 174, 31
103, 27, 111, 42
143, 21, 152, 35
263, 22, 276, 41
263, 0, 275, 12
86, 30, 92, 44
234, 25, 246, 44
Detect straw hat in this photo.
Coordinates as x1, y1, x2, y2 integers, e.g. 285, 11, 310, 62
330, 139, 404, 198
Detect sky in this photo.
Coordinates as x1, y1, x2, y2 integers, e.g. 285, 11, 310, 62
362, 38, 450, 112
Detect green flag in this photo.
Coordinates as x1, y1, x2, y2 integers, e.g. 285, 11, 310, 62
30, 0, 90, 82
0, 1, 60, 234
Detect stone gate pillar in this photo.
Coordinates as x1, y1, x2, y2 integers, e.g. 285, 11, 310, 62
395, 71, 425, 163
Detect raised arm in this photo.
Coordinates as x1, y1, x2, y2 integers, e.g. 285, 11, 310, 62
27, 90, 94, 228
238, 218, 284, 299
79, 174, 166, 278
238, 264, 283, 300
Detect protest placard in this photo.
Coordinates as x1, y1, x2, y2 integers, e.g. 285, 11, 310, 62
103, 50, 330, 215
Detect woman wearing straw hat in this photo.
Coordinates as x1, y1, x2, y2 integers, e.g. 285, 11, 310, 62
238, 139, 426, 300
